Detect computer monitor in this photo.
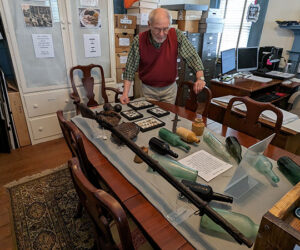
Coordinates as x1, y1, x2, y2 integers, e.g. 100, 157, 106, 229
221, 48, 236, 75
237, 47, 258, 72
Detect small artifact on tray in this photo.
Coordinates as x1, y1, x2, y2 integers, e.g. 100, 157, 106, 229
134, 146, 148, 163
121, 109, 143, 120
113, 104, 122, 113
103, 103, 113, 111
134, 116, 165, 132
111, 122, 140, 144
96, 110, 121, 127
147, 107, 170, 117
127, 100, 154, 110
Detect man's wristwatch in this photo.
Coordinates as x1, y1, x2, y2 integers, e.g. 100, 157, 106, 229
198, 76, 205, 81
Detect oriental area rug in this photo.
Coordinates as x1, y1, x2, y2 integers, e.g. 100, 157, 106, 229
6, 164, 95, 250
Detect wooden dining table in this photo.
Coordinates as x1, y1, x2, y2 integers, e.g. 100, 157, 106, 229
77, 101, 300, 249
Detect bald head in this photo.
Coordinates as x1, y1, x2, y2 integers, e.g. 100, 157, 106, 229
148, 8, 172, 26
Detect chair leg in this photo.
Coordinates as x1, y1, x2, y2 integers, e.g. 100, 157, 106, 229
74, 201, 83, 218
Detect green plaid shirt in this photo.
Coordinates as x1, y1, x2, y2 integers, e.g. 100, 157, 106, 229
123, 29, 204, 81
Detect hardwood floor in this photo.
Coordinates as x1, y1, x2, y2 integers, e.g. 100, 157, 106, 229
0, 138, 71, 250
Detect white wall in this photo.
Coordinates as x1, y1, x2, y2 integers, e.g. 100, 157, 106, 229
260, 0, 300, 60
160, 0, 210, 6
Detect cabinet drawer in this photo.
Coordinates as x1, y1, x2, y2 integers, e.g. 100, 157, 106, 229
30, 111, 76, 140
24, 89, 74, 118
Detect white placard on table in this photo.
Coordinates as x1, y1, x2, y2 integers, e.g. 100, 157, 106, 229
32, 34, 54, 58
80, 0, 98, 7
84, 34, 101, 58
179, 150, 232, 182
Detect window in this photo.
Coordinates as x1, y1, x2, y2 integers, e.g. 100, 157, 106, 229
218, 0, 255, 53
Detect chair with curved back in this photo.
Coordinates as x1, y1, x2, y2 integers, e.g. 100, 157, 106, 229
68, 158, 152, 250
70, 64, 122, 114
175, 81, 212, 116
223, 96, 283, 140
57, 110, 78, 157
57, 110, 106, 217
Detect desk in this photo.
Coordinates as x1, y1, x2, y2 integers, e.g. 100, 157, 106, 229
75, 102, 299, 249
210, 78, 282, 98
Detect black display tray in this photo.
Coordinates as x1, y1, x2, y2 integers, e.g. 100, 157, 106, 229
120, 109, 143, 121
147, 107, 170, 117
134, 117, 165, 132
127, 100, 154, 110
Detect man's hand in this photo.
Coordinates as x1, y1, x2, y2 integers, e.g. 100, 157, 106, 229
120, 94, 130, 104
193, 79, 206, 94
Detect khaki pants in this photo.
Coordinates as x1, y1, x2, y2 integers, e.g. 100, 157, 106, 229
141, 82, 177, 104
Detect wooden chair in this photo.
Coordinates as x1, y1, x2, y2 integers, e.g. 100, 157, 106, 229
70, 64, 122, 114
56, 110, 78, 157
175, 81, 212, 116
57, 110, 106, 216
68, 158, 152, 250
223, 96, 283, 140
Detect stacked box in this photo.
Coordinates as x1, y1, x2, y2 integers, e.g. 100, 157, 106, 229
128, 0, 159, 32
114, 15, 136, 98
178, 10, 202, 20
199, 9, 224, 33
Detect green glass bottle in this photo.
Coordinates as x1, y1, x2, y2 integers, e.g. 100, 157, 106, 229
254, 155, 280, 183
277, 156, 300, 185
203, 131, 232, 162
225, 136, 242, 163
151, 153, 198, 182
200, 208, 259, 240
159, 128, 191, 151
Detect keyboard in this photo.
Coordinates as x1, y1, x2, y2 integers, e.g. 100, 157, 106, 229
245, 75, 273, 83
252, 94, 280, 102
253, 70, 295, 80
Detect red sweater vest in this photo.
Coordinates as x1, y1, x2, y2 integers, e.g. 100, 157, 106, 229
138, 28, 178, 87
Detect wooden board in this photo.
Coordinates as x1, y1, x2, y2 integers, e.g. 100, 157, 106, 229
8, 91, 31, 146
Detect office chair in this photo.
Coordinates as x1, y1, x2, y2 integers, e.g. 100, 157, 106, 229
68, 158, 152, 249
69, 64, 122, 114
175, 81, 212, 116
223, 96, 283, 140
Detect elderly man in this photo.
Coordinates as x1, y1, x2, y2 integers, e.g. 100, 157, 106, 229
120, 8, 206, 104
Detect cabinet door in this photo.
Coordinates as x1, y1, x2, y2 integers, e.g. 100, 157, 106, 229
1, 0, 71, 92
65, 0, 115, 85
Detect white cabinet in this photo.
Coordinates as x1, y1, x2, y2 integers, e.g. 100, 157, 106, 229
0, 0, 116, 144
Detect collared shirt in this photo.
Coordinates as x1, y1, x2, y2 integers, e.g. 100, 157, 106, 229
123, 29, 204, 81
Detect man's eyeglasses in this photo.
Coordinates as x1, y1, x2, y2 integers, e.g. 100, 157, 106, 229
151, 27, 170, 34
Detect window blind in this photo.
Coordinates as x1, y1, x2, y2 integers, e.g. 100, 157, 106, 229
219, 0, 254, 52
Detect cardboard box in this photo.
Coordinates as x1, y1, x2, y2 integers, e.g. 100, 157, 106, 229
169, 10, 178, 20
202, 8, 222, 18
178, 10, 202, 20
116, 68, 125, 83
129, 13, 149, 25
115, 52, 128, 68
114, 28, 135, 34
115, 33, 134, 48
127, 8, 153, 14
115, 47, 131, 53
131, 1, 158, 9
8, 91, 31, 146
114, 14, 137, 29
136, 25, 149, 33
177, 20, 199, 33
